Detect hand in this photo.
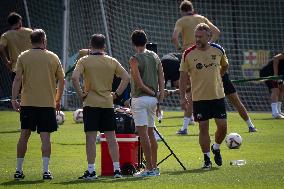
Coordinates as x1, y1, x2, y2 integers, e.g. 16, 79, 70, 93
156, 105, 161, 117
111, 92, 117, 100
81, 92, 88, 101
180, 97, 189, 111
11, 99, 20, 112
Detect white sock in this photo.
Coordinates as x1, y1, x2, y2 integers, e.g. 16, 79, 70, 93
113, 162, 120, 171
88, 164, 95, 173
246, 118, 255, 128
271, 102, 279, 115
190, 115, 194, 122
16, 158, 24, 172
204, 152, 210, 158
181, 117, 190, 130
278, 102, 282, 113
42, 157, 50, 173
213, 143, 220, 150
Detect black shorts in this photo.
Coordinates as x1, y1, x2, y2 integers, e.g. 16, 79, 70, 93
264, 80, 283, 92
83, 106, 116, 132
20, 106, 57, 133
222, 73, 236, 95
193, 98, 227, 121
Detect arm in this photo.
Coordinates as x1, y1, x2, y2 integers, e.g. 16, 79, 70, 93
55, 75, 65, 111
0, 44, 11, 70
179, 71, 190, 110
220, 64, 229, 76
11, 69, 22, 112
273, 53, 284, 76
172, 29, 181, 50
157, 62, 165, 103
129, 56, 157, 96
207, 20, 220, 42
72, 67, 86, 101
113, 68, 130, 99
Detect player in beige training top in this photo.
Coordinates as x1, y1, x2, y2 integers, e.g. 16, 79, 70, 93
0, 12, 32, 79
179, 23, 228, 169
11, 29, 65, 180
172, 0, 256, 135
72, 34, 130, 179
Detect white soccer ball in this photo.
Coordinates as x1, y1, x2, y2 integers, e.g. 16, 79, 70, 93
225, 133, 242, 149
73, 109, 83, 123
56, 111, 65, 125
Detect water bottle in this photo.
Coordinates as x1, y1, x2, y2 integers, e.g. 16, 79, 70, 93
157, 110, 163, 123
230, 160, 246, 166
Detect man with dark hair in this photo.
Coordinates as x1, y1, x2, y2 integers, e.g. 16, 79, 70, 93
260, 53, 284, 118
130, 30, 164, 177
180, 23, 228, 169
11, 29, 65, 180
72, 33, 130, 179
0, 12, 32, 80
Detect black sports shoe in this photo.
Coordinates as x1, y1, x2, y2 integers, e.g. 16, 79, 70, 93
113, 170, 123, 178
43, 171, 53, 180
211, 145, 222, 166
202, 154, 212, 170
78, 170, 98, 180
14, 171, 25, 180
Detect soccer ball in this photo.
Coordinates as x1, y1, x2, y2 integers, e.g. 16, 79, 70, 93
225, 133, 242, 149
56, 111, 65, 125
73, 109, 83, 123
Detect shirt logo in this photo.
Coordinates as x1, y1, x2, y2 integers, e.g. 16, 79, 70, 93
196, 63, 203, 70
211, 55, 216, 60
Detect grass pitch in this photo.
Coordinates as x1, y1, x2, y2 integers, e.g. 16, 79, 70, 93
0, 111, 283, 189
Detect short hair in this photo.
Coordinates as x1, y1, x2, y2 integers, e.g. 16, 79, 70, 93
195, 23, 212, 37
131, 30, 147, 46
180, 0, 194, 13
90, 34, 105, 49
30, 29, 46, 44
7, 12, 22, 26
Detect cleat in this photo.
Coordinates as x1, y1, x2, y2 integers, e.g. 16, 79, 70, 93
176, 129, 188, 135
202, 155, 212, 170
113, 170, 123, 178
211, 145, 222, 166
78, 170, 98, 180
133, 170, 156, 177
249, 127, 257, 132
14, 171, 25, 180
43, 171, 53, 180
154, 167, 160, 176
272, 113, 284, 119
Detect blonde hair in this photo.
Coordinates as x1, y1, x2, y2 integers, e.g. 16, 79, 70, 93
195, 23, 212, 37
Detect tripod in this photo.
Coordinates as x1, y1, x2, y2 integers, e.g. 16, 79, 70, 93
137, 127, 186, 171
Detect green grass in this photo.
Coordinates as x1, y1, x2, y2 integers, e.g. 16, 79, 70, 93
0, 111, 284, 189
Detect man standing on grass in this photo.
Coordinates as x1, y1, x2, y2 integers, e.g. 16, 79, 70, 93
72, 34, 129, 179
179, 23, 228, 169
11, 29, 65, 180
130, 30, 164, 177
0, 12, 32, 84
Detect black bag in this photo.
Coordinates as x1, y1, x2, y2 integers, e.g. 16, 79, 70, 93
114, 112, 136, 134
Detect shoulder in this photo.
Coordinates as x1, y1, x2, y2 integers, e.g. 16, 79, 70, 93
18, 49, 30, 58
183, 45, 197, 59
210, 43, 225, 54
46, 50, 60, 60
22, 27, 33, 33
79, 49, 89, 56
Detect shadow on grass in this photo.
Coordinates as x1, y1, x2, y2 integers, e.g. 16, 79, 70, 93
164, 167, 219, 175
163, 116, 183, 119
1, 179, 44, 186
0, 130, 20, 134
55, 176, 148, 185
53, 142, 85, 146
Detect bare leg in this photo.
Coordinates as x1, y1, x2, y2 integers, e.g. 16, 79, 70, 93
136, 126, 153, 170
226, 92, 249, 121
148, 127, 158, 168
17, 129, 31, 158
214, 119, 227, 145
105, 130, 119, 162
198, 120, 210, 153
85, 131, 97, 164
